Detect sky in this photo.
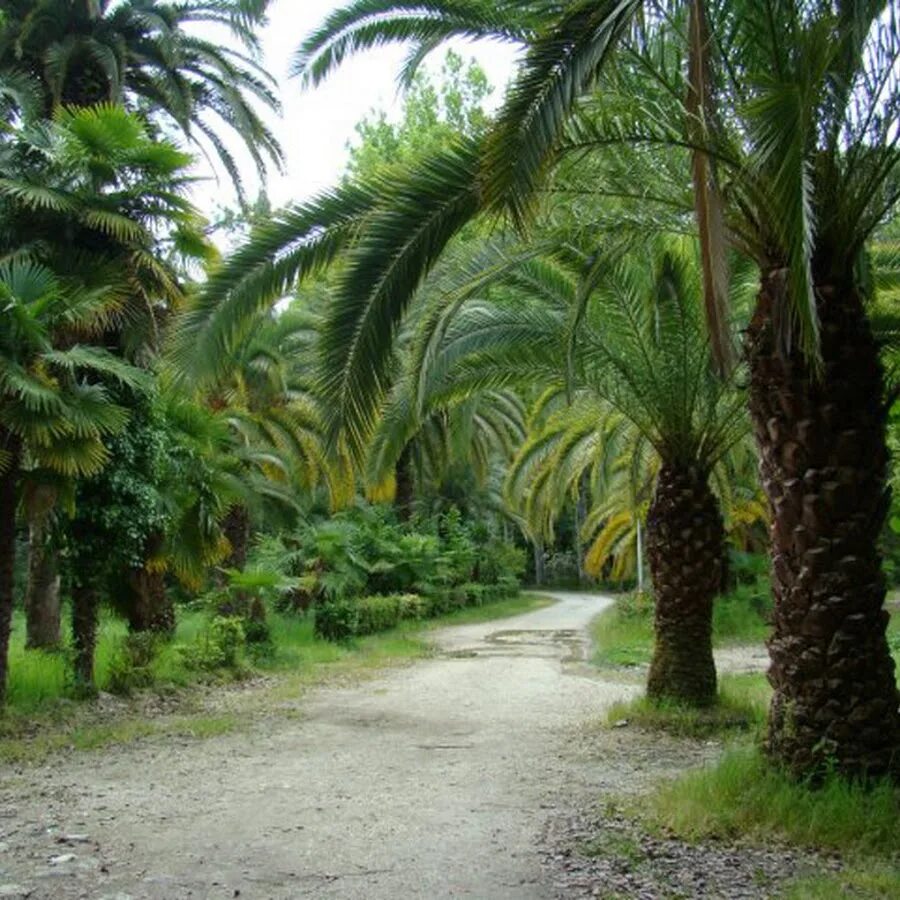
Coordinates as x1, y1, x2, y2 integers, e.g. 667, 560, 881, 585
190, 0, 518, 219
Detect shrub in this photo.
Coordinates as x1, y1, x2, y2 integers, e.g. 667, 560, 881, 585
397, 593, 428, 620
182, 616, 245, 671
356, 594, 403, 635
463, 582, 485, 606
106, 632, 161, 695
314, 600, 359, 643
478, 539, 526, 586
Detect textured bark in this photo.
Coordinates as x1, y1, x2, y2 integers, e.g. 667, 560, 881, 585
126, 532, 174, 635
25, 494, 61, 649
222, 504, 251, 571
533, 541, 545, 586
72, 581, 99, 692
394, 445, 415, 523
25, 540, 60, 649
0, 431, 20, 705
646, 462, 723, 707
748, 272, 900, 779
127, 569, 174, 635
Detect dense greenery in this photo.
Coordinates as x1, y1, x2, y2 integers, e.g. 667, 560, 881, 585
1, 0, 898, 818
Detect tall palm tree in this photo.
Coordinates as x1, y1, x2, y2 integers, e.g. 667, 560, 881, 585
0, 0, 282, 200
0, 260, 144, 702
183, 1, 900, 776
430, 239, 747, 704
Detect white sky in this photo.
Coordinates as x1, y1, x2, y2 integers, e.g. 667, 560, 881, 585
190, 0, 518, 218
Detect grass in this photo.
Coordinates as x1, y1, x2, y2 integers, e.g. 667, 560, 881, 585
591, 580, 772, 669
641, 746, 900, 858
591, 584, 900, 896
0, 591, 546, 763
781, 864, 900, 898
605, 672, 771, 738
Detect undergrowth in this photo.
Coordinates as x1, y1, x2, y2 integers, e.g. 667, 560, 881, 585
641, 746, 900, 859
591, 577, 772, 668
606, 673, 770, 738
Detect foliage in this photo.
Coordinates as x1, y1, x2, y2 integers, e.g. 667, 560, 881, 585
642, 747, 900, 859
0, 0, 281, 201
105, 632, 162, 695
606, 672, 769, 739
181, 616, 246, 671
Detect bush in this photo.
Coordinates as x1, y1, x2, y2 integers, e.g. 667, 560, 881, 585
182, 616, 245, 671
106, 632, 161, 695
356, 594, 402, 635
314, 600, 359, 643
478, 539, 527, 585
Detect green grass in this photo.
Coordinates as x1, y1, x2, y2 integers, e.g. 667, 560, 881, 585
781, 864, 900, 898
605, 672, 771, 738
641, 746, 900, 858
591, 582, 772, 668
423, 592, 553, 626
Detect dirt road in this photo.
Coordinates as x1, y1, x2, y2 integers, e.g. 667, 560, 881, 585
1, 592, 646, 900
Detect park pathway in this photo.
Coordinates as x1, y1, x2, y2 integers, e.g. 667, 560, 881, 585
0, 592, 642, 900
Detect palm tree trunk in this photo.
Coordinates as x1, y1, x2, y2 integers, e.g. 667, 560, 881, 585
127, 568, 174, 635
646, 462, 722, 707
533, 540, 545, 586
25, 509, 61, 649
395, 445, 415, 523
747, 273, 900, 779
25, 541, 60, 649
72, 581, 98, 693
68, 515, 100, 694
223, 504, 251, 571
126, 532, 174, 635
0, 430, 21, 705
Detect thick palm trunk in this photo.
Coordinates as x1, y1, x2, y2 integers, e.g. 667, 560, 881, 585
127, 568, 174, 635
25, 505, 61, 649
126, 532, 174, 635
0, 431, 20, 705
72, 582, 98, 692
394, 445, 415, 523
222, 504, 250, 571
747, 273, 900, 779
646, 462, 723, 707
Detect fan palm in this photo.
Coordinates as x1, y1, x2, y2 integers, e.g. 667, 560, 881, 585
0, 260, 145, 702
0, 105, 211, 689
0, 0, 281, 200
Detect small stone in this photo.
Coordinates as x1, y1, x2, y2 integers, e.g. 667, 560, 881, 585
49, 854, 77, 866
612, 719, 629, 728
59, 834, 90, 844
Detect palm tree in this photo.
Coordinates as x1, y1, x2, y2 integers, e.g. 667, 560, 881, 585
432, 238, 747, 703
0, 260, 144, 701
0, 104, 211, 690
0, 0, 281, 200
185, 1, 900, 776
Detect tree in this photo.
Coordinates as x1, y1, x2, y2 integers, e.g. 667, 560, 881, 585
182, 1, 900, 776
0, 0, 282, 199
0, 260, 142, 702
0, 104, 210, 692
418, 237, 747, 704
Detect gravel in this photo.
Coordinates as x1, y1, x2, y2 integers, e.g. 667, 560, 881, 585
0, 592, 824, 899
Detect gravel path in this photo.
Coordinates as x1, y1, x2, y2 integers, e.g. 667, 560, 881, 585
0, 593, 805, 900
